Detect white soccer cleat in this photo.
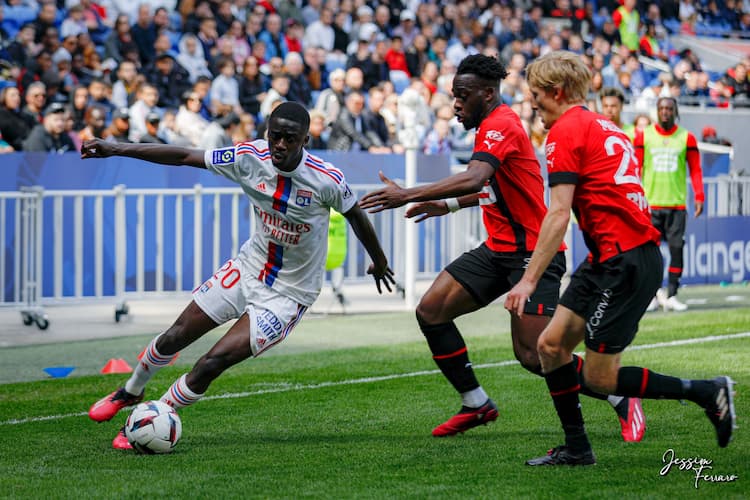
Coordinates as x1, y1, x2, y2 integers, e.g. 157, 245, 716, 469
665, 295, 688, 312
655, 289, 668, 310
646, 297, 659, 312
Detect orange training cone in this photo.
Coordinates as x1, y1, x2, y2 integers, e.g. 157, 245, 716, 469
100, 358, 133, 374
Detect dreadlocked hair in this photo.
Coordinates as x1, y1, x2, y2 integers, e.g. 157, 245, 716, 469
456, 54, 509, 83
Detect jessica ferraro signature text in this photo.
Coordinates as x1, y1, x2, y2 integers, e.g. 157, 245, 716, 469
660, 449, 738, 488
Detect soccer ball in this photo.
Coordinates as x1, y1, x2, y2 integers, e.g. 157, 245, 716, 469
125, 400, 182, 454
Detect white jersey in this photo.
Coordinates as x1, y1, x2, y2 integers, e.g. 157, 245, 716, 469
204, 140, 357, 306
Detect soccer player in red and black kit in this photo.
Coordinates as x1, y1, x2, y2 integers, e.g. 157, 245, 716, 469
506, 51, 735, 466
360, 54, 645, 441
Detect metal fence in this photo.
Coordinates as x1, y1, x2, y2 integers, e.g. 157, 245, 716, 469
2, 178, 748, 328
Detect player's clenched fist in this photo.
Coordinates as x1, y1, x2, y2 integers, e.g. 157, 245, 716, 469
81, 138, 114, 159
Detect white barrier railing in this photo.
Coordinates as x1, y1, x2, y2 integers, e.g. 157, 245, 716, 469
3, 177, 747, 328
0, 184, 486, 327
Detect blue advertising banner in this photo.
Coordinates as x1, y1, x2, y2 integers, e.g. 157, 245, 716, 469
568, 216, 750, 285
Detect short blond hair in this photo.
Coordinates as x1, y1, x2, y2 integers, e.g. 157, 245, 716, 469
526, 50, 591, 103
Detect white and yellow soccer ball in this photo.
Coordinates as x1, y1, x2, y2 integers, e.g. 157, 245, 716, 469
125, 400, 182, 454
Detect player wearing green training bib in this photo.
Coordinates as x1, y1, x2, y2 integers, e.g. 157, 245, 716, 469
633, 97, 704, 312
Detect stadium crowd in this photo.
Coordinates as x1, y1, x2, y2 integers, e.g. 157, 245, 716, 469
0, 0, 748, 156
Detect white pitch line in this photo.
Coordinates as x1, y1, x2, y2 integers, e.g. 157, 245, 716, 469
2, 331, 749, 427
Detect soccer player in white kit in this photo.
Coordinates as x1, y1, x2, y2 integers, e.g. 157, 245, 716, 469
82, 102, 395, 449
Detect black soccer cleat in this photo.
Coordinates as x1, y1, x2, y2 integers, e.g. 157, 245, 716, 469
525, 445, 596, 466
703, 376, 737, 448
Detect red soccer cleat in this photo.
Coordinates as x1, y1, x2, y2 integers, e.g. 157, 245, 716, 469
112, 426, 132, 450
88, 387, 144, 422
615, 397, 646, 443
432, 399, 499, 437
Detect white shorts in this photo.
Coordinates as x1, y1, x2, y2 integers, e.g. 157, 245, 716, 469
193, 258, 308, 357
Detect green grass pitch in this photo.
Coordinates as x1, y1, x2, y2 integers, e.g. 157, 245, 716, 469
0, 306, 748, 498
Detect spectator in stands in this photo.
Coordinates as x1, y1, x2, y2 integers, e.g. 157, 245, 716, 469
384, 35, 410, 77
303, 8, 335, 52
231, 112, 256, 143
75, 103, 107, 143
422, 117, 452, 155
725, 62, 749, 104
328, 91, 391, 153
214, 0, 235, 37
307, 109, 329, 150
196, 16, 219, 67
177, 33, 213, 84
128, 82, 159, 142
243, 13, 263, 49
260, 74, 290, 121
238, 56, 267, 118
102, 106, 131, 143
61, 4, 88, 40
303, 46, 326, 92
209, 57, 241, 117
22, 102, 77, 153
145, 52, 191, 110
67, 85, 88, 130
175, 91, 210, 147
18, 49, 53, 97
284, 18, 304, 54
347, 31, 379, 91
301, 0, 323, 26
260, 13, 289, 62
192, 76, 213, 120
6, 23, 37, 69
103, 14, 132, 63
21, 81, 46, 126
31, 2, 58, 44
363, 85, 398, 152
285, 52, 312, 107
314, 68, 346, 126
130, 4, 157, 66
331, 11, 351, 54
138, 112, 165, 144
702, 125, 732, 146
86, 79, 111, 119
601, 53, 623, 89
0, 86, 32, 151
393, 10, 419, 48
344, 67, 365, 94
405, 33, 430, 78
110, 60, 140, 109
199, 110, 239, 149
446, 30, 479, 68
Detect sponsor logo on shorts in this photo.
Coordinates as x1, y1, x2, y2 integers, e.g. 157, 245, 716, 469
212, 148, 235, 165
295, 189, 312, 207
255, 309, 284, 348
199, 281, 213, 293
586, 288, 612, 338
343, 184, 353, 199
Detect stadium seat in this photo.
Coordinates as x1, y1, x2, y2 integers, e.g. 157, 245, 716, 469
325, 56, 346, 73
389, 70, 410, 94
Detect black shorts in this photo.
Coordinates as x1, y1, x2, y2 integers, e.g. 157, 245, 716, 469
445, 243, 566, 316
651, 208, 686, 248
559, 242, 662, 354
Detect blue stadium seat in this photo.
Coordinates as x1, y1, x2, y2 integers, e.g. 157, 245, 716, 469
663, 19, 681, 34
325, 57, 346, 73
389, 70, 410, 94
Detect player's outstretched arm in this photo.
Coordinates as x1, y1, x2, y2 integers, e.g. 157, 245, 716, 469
343, 203, 395, 294
359, 160, 494, 214
406, 193, 482, 223
81, 138, 208, 169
